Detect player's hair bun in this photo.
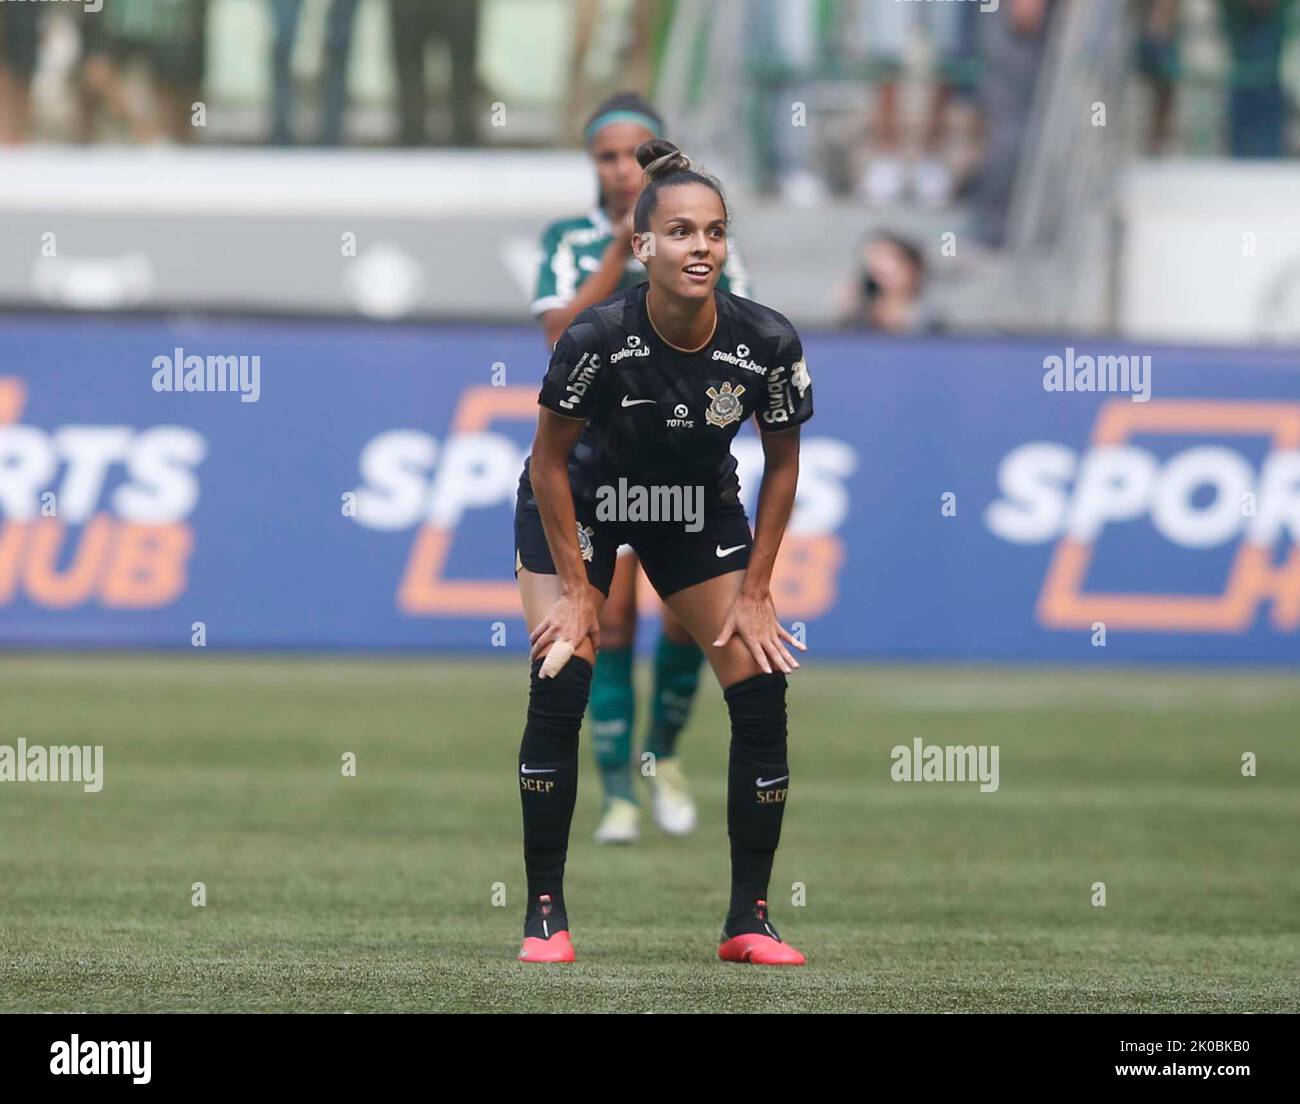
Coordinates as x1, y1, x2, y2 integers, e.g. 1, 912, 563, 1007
630, 137, 726, 234
637, 138, 692, 180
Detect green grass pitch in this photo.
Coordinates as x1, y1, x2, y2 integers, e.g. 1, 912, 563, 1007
1, 654, 1296, 1013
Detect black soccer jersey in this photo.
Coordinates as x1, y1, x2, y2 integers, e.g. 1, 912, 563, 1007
521, 283, 813, 512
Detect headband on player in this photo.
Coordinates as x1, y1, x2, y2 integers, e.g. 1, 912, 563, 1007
583, 110, 664, 146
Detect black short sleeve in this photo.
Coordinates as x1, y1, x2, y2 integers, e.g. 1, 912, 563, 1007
757, 325, 813, 432
537, 311, 607, 421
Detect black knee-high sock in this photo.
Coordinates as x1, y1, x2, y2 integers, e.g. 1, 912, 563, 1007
518, 654, 592, 929
724, 671, 790, 926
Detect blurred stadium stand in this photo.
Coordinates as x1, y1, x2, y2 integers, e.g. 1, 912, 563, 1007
0, 0, 1298, 336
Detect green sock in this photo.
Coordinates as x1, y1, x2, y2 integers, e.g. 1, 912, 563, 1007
644, 633, 704, 762
589, 645, 635, 804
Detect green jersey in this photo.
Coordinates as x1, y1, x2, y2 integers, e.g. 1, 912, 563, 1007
531, 206, 750, 317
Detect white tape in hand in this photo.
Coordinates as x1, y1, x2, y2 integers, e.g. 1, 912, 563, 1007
539, 639, 575, 679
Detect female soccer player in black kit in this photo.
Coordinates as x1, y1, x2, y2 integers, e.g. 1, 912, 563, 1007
512, 138, 813, 966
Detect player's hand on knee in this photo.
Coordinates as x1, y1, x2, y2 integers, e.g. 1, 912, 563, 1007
714, 592, 801, 676
776, 618, 807, 658
530, 588, 600, 676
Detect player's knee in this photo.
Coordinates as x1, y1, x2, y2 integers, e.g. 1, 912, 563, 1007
661, 616, 693, 647
598, 607, 636, 649
723, 671, 788, 757
597, 628, 633, 651
527, 654, 594, 743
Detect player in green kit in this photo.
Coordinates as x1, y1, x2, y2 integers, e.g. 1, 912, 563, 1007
531, 93, 751, 845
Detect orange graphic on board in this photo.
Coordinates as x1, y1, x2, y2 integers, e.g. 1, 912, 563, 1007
1038, 400, 1300, 632
0, 378, 195, 610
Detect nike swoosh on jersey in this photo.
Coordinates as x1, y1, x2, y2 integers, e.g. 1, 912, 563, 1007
621, 396, 656, 407
755, 775, 789, 787
716, 544, 746, 557
520, 765, 558, 775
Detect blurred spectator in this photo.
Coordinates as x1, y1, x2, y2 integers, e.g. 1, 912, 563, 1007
947, 0, 987, 194
749, 0, 830, 206
270, 0, 361, 146
1220, 0, 1294, 158
78, 6, 155, 143
563, 0, 665, 145
835, 231, 939, 333
1138, 0, 1179, 156
968, 0, 1058, 248
0, 1, 40, 143
851, 0, 964, 207
79, 0, 209, 144
948, 0, 985, 104
389, 0, 480, 146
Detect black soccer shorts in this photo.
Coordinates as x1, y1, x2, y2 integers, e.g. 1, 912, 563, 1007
513, 490, 754, 600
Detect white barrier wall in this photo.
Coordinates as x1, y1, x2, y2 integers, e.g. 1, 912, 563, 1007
1118, 161, 1300, 345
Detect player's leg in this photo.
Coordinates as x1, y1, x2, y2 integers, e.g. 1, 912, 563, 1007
657, 567, 805, 966
512, 497, 614, 963
514, 566, 606, 962
648, 606, 704, 760
642, 604, 703, 836
590, 546, 639, 843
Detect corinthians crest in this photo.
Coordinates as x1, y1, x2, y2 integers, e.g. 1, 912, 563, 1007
705, 381, 746, 428
577, 523, 595, 562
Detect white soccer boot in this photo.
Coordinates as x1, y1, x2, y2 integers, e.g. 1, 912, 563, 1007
593, 797, 640, 844
650, 758, 697, 836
